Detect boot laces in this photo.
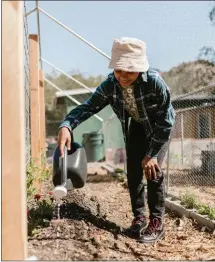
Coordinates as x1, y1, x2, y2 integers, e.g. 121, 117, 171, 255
132, 215, 146, 225
146, 218, 161, 234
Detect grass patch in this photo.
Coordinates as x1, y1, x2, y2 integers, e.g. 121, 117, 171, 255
180, 191, 198, 209
114, 168, 126, 182
197, 204, 215, 220
180, 191, 215, 220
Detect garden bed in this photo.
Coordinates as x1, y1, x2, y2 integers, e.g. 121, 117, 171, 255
27, 164, 215, 260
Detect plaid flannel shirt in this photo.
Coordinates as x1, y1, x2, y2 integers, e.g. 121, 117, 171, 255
59, 68, 176, 158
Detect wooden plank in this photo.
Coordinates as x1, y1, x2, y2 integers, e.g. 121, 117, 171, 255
29, 34, 41, 168
39, 70, 46, 162
2, 1, 28, 259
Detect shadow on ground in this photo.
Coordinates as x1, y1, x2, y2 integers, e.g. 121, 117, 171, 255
59, 202, 126, 237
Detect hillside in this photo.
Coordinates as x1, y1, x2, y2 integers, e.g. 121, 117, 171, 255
161, 60, 215, 96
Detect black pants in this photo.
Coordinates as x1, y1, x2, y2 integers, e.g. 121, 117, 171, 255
126, 120, 171, 221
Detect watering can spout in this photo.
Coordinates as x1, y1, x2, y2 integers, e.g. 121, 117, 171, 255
52, 179, 74, 201
52, 185, 67, 201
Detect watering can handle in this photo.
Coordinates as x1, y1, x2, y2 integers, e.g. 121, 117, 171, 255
60, 146, 68, 185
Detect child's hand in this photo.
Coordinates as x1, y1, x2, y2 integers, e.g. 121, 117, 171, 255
57, 127, 72, 157
142, 156, 161, 180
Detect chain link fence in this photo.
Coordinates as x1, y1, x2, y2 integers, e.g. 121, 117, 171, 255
164, 84, 215, 206
23, 1, 31, 166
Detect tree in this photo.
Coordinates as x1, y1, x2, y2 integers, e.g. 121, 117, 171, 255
197, 2, 215, 64
44, 70, 106, 121
198, 46, 215, 64
209, 1, 215, 25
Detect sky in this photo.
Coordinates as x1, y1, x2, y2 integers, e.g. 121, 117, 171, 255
25, 1, 215, 77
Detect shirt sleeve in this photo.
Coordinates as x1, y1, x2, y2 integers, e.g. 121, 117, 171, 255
145, 75, 176, 158
58, 80, 110, 132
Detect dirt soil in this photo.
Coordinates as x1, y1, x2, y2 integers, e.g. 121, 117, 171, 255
28, 164, 215, 260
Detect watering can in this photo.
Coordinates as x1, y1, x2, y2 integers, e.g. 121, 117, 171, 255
52, 142, 88, 200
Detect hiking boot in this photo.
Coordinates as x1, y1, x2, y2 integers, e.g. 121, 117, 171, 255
125, 215, 147, 238
138, 218, 165, 244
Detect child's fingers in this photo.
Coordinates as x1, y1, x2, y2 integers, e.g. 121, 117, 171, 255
66, 137, 71, 151
152, 166, 157, 180
155, 164, 161, 172
147, 167, 152, 180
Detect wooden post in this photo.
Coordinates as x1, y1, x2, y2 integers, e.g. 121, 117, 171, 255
181, 112, 184, 166
2, 1, 28, 260
29, 34, 41, 168
39, 70, 46, 164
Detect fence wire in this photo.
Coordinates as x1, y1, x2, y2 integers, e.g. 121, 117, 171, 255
24, 1, 31, 166
165, 84, 215, 205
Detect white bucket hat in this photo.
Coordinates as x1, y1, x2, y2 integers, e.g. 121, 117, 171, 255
108, 37, 149, 72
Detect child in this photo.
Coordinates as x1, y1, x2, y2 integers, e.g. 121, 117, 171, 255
57, 37, 175, 243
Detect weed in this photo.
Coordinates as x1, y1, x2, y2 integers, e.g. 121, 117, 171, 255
198, 204, 215, 220
26, 152, 54, 237
27, 193, 55, 236
180, 191, 198, 209
180, 191, 215, 220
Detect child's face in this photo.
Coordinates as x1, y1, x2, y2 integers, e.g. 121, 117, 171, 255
114, 70, 139, 87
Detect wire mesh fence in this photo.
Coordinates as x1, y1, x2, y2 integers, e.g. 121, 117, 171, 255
164, 83, 215, 205
23, 1, 31, 166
